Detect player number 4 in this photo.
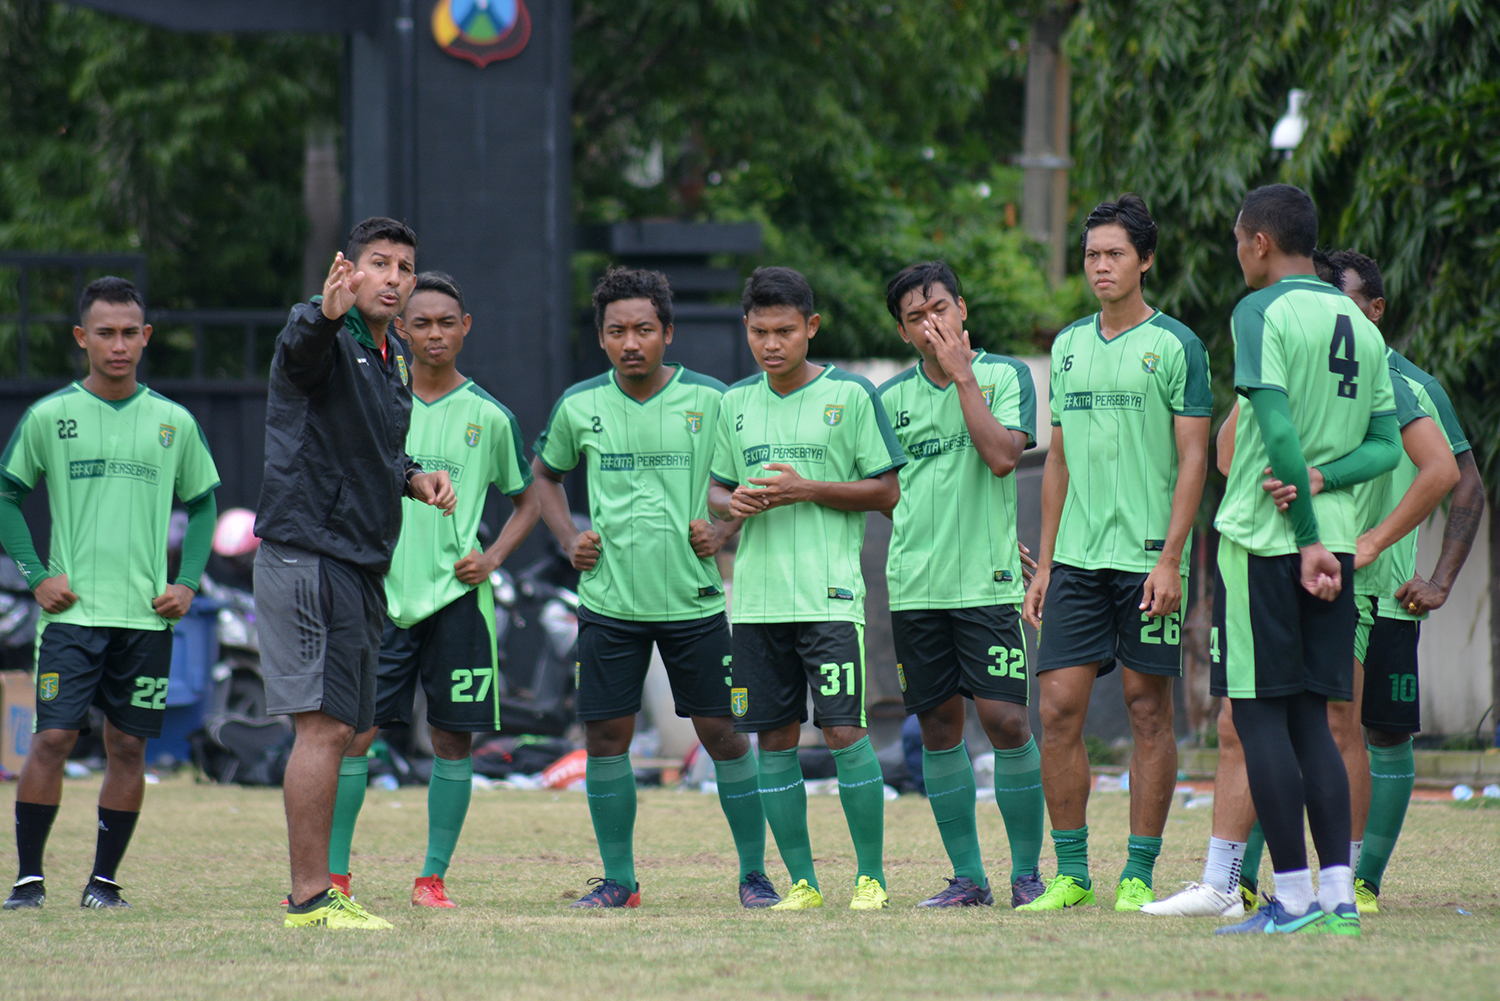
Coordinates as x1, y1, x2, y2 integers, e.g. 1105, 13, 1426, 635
450, 667, 495, 703
818, 661, 856, 697
1328, 315, 1360, 399
129, 676, 169, 711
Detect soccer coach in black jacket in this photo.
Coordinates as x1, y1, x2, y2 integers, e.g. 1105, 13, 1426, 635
256, 217, 454, 927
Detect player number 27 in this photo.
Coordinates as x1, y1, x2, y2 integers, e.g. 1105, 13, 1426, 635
450, 668, 495, 703
1140, 612, 1181, 645
818, 662, 856, 696
129, 676, 169, 711
987, 646, 1025, 679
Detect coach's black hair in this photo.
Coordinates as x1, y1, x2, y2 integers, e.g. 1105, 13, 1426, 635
1326, 250, 1385, 302
412, 271, 466, 314
345, 216, 418, 263
592, 266, 674, 331
741, 266, 814, 319
1237, 184, 1318, 258
78, 276, 145, 322
885, 261, 962, 323
1082, 194, 1159, 285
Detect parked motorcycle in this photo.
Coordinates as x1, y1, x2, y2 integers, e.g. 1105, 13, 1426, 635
0, 555, 40, 674
490, 540, 581, 737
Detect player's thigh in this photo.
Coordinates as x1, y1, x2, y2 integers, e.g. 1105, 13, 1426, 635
1035, 564, 1120, 677
575, 605, 654, 722
950, 604, 1030, 709
416, 588, 504, 732
32, 622, 110, 734
1112, 569, 1184, 679
1295, 552, 1357, 701
95, 627, 175, 739
891, 609, 962, 716
318, 557, 386, 733
729, 623, 806, 733
1210, 538, 1305, 700
653, 612, 734, 720
374, 618, 422, 728
1359, 598, 1421, 734
796, 622, 866, 730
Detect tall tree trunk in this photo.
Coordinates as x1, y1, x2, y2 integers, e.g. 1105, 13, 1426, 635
1489, 487, 1499, 746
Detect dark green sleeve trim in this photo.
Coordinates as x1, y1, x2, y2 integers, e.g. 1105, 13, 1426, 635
174, 492, 217, 591
536, 453, 574, 476
1317, 412, 1402, 492
1246, 387, 1319, 547
1422, 375, 1472, 454
710, 472, 740, 489
0, 481, 49, 589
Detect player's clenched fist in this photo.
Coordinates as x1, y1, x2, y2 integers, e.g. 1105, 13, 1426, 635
569, 529, 602, 571
689, 519, 732, 558
34, 574, 78, 615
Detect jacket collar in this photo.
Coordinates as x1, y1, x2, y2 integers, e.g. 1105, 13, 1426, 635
345, 306, 377, 350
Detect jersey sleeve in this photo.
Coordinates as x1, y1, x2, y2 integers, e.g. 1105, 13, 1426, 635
0, 408, 46, 491
1424, 378, 1472, 455
174, 418, 222, 504
994, 360, 1037, 447
1048, 339, 1065, 426
853, 383, 906, 478
1171, 336, 1214, 417
1391, 375, 1426, 430
490, 406, 534, 496
711, 394, 741, 487
1368, 350, 1396, 417
1232, 301, 1285, 394
533, 394, 580, 475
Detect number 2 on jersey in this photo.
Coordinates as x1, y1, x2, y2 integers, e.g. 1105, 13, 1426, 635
1328, 315, 1359, 399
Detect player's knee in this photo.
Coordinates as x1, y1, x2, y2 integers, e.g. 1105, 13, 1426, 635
1366, 728, 1411, 749
823, 725, 865, 751
1325, 701, 1362, 749
584, 716, 634, 757
917, 698, 967, 750
28, 728, 78, 762
1038, 692, 1085, 737
977, 701, 1031, 749
428, 726, 472, 760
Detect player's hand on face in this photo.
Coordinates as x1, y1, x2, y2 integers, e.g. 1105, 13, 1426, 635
1298, 542, 1342, 601
746, 463, 809, 509
689, 519, 731, 558
34, 574, 78, 615
320, 252, 365, 321
152, 583, 194, 620
1394, 573, 1446, 614
569, 530, 601, 572
1139, 560, 1182, 618
454, 548, 497, 586
1018, 541, 1037, 586
1022, 566, 1048, 628
409, 470, 457, 514
922, 317, 973, 377
727, 486, 766, 519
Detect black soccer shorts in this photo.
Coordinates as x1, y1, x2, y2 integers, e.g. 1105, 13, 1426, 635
1356, 596, 1422, 733
1035, 563, 1184, 677
376, 587, 501, 732
891, 605, 1029, 714
574, 605, 733, 721
729, 621, 866, 733
32, 623, 174, 738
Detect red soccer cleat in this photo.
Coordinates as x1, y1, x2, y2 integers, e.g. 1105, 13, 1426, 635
412, 875, 457, 908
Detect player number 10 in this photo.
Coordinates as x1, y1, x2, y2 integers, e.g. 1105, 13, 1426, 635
818, 662, 856, 696
450, 667, 495, 703
1140, 612, 1181, 645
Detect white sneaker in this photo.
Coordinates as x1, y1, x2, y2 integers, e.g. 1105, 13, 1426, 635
1139, 882, 1245, 917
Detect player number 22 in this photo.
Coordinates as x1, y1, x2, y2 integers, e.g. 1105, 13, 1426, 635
129, 676, 169, 711
450, 667, 495, 703
818, 662, 856, 696
987, 646, 1025, 679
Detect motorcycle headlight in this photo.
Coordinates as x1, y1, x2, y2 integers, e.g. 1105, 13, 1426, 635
217, 607, 251, 648
490, 569, 516, 607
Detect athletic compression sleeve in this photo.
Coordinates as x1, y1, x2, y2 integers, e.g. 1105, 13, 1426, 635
1245, 387, 1319, 547
1315, 413, 1401, 491
174, 492, 217, 592
0, 479, 49, 588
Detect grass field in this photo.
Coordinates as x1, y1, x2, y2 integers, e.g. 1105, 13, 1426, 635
5, 774, 1498, 1000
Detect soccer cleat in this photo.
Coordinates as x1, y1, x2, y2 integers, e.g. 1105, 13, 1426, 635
283, 887, 393, 929
1214, 897, 1325, 935
1139, 881, 1246, 918
1113, 877, 1153, 911
282, 872, 352, 906
739, 871, 781, 909
1010, 871, 1046, 908
4, 877, 45, 909
412, 875, 456, 908
1015, 874, 1095, 911
917, 876, 993, 908
769, 879, 824, 910
1354, 878, 1379, 914
570, 878, 640, 909
849, 874, 889, 910
1314, 901, 1361, 935
80, 877, 131, 909
1238, 883, 1258, 913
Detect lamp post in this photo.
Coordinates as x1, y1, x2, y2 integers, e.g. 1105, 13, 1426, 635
1271, 89, 1307, 159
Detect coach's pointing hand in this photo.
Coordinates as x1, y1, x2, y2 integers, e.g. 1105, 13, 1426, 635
320, 252, 365, 321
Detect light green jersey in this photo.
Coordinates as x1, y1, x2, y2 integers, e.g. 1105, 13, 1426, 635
0, 383, 220, 630
712, 365, 906, 625
1354, 350, 1470, 620
385, 380, 532, 629
880, 352, 1036, 610
1048, 310, 1212, 572
1216, 275, 1397, 556
535, 364, 727, 622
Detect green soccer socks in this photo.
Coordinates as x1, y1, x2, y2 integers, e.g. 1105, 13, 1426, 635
832, 736, 886, 886
1242, 821, 1265, 893
1357, 739, 1416, 893
328, 754, 369, 876
585, 753, 638, 890
758, 746, 818, 890
713, 750, 768, 880
993, 737, 1045, 881
421, 755, 473, 879
1051, 825, 1090, 888
923, 742, 985, 885
1121, 834, 1163, 889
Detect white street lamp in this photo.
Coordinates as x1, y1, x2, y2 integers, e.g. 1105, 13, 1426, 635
1271, 90, 1308, 159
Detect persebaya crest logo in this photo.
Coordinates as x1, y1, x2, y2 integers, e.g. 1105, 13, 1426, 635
731, 687, 748, 717
158, 424, 176, 448
397, 354, 410, 386
432, 0, 532, 68
823, 404, 845, 427
39, 672, 58, 702
896, 663, 907, 693
1142, 352, 1161, 374
685, 411, 703, 434
980, 384, 996, 407
465, 423, 483, 448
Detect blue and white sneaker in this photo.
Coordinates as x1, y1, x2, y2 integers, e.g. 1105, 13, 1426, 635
1214, 897, 1325, 934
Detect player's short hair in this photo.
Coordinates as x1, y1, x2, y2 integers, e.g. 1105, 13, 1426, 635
742, 266, 814, 319
1237, 184, 1317, 258
412, 271, 465, 313
885, 261, 962, 323
592, 266, 673, 331
1326, 250, 1385, 302
1082, 193, 1158, 284
345, 216, 418, 263
78, 276, 145, 323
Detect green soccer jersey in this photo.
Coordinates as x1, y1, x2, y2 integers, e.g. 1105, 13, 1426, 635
385, 380, 533, 629
1354, 350, 1470, 620
0, 383, 220, 630
880, 352, 1037, 610
1048, 310, 1212, 572
1216, 275, 1397, 557
535, 364, 727, 622
712, 366, 906, 625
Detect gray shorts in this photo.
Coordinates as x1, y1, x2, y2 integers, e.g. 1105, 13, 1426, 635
254, 541, 386, 731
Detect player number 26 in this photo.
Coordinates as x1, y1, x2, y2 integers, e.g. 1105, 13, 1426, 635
987, 646, 1025, 679
1139, 612, 1181, 645
818, 662, 857, 696
450, 667, 495, 703
129, 676, 169, 711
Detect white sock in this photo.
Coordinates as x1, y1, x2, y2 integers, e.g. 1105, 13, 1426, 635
1272, 868, 1315, 914
1350, 840, 1363, 873
1202, 837, 1246, 894
1318, 864, 1354, 910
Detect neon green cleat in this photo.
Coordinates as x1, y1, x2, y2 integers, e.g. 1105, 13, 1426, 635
849, 875, 889, 910
1015, 874, 1095, 911
283, 887, 393, 930
1354, 878, 1379, 914
1238, 884, 1259, 913
1314, 902, 1361, 935
1113, 877, 1154, 911
769, 879, 824, 910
